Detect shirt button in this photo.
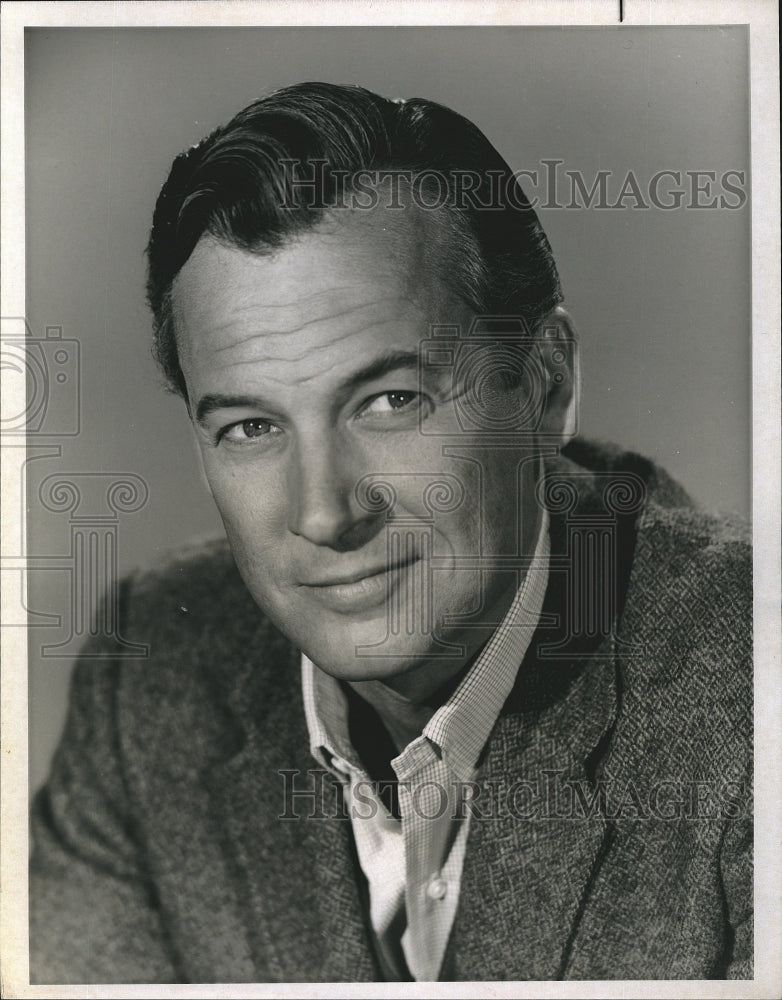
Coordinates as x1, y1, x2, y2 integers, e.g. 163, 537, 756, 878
427, 877, 448, 901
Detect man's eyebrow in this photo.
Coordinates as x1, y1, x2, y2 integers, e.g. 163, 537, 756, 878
195, 393, 276, 425
338, 350, 424, 395
195, 350, 434, 425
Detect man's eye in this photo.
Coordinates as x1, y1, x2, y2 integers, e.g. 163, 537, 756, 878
360, 391, 422, 416
221, 418, 279, 443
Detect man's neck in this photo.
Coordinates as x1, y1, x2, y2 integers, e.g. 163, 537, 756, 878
347, 662, 470, 756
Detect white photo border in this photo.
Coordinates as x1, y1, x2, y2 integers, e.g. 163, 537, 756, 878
1, 2, 779, 998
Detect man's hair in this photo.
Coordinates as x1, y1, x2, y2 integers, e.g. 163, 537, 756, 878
146, 81, 563, 399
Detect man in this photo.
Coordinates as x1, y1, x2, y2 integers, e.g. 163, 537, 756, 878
30, 82, 752, 983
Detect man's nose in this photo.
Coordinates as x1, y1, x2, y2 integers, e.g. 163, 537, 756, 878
286, 436, 377, 550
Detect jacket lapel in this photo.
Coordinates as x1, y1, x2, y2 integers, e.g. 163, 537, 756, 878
309, 780, 380, 982
450, 450, 639, 980
452, 642, 619, 981
207, 622, 378, 982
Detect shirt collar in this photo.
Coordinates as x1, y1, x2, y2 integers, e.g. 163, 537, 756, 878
301, 652, 358, 775
303, 506, 550, 784
418, 506, 549, 781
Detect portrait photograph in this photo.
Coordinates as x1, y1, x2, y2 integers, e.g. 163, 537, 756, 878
1, 2, 779, 998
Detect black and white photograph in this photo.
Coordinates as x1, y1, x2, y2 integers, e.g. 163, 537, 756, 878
1, 2, 779, 996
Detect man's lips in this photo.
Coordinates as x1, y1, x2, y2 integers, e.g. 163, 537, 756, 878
297, 557, 421, 613
301, 558, 416, 588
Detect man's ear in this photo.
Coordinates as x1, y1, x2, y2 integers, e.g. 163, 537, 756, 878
535, 305, 580, 447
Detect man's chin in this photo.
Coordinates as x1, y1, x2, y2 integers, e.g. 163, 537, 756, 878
257, 592, 471, 684
296, 625, 468, 685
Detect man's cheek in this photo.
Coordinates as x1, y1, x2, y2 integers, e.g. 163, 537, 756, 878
206, 486, 288, 579
207, 466, 283, 523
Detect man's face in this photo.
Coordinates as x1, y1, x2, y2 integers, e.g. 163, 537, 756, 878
173, 207, 542, 698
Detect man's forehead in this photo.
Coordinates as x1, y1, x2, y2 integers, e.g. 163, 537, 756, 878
169, 209, 474, 403
171, 204, 459, 347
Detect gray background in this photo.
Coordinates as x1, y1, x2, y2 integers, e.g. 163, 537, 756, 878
25, 26, 750, 793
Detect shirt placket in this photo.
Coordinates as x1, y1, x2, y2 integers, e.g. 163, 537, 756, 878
395, 743, 464, 982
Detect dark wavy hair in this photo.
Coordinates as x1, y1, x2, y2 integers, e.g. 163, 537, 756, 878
146, 81, 563, 399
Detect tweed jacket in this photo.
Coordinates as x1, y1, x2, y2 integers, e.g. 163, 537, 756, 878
29, 439, 752, 983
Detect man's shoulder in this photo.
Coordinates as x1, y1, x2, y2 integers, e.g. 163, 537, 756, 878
628, 498, 751, 722
590, 446, 751, 766
561, 435, 750, 555
65, 537, 302, 775
107, 537, 295, 713
126, 535, 251, 630
561, 438, 751, 735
